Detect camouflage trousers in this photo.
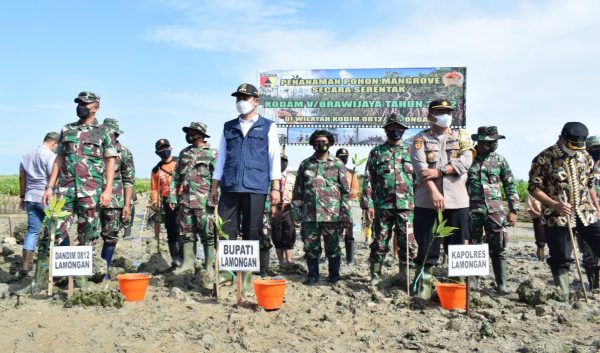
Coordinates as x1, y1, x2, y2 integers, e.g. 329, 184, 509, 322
470, 204, 507, 259
301, 222, 341, 259
177, 206, 215, 245
39, 194, 100, 256
369, 209, 417, 265
101, 208, 123, 244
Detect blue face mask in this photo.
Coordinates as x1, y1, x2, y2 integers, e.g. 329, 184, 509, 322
386, 130, 404, 141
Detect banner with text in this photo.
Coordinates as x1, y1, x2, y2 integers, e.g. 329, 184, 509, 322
218, 240, 260, 272
52, 246, 93, 277
447, 244, 489, 277
258, 67, 466, 138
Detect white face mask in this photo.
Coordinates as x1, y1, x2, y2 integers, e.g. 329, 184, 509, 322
561, 144, 577, 156
236, 100, 255, 115
432, 113, 452, 127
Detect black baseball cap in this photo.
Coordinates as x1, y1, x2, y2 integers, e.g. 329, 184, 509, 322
231, 83, 259, 98
428, 98, 454, 111
155, 138, 171, 150
561, 122, 588, 150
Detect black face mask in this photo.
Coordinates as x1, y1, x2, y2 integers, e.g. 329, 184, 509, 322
157, 149, 171, 159
590, 150, 600, 161
386, 130, 404, 141
313, 142, 329, 153
186, 133, 202, 144
338, 156, 348, 165
76, 105, 91, 119
281, 162, 288, 172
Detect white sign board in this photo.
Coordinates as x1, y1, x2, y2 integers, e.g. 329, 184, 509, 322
218, 240, 259, 272
447, 244, 489, 277
52, 246, 93, 277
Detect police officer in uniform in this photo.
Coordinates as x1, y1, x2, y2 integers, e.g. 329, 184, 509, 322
410, 98, 474, 299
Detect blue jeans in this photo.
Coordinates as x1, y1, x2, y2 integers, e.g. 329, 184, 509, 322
24, 201, 45, 252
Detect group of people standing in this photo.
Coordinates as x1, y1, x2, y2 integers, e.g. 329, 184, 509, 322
16, 84, 600, 303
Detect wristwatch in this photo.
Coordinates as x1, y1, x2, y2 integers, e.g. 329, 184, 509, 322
438, 165, 448, 176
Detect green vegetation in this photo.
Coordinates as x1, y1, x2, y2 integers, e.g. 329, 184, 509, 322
134, 179, 151, 194
0, 175, 20, 196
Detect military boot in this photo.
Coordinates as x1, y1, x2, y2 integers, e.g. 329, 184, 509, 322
492, 258, 509, 294
241, 272, 253, 295
304, 258, 320, 285
201, 245, 216, 290
370, 262, 382, 286
173, 242, 196, 274
259, 249, 270, 277
168, 241, 182, 268
328, 256, 341, 284
100, 242, 116, 280
553, 272, 570, 302
345, 240, 355, 265
416, 267, 434, 300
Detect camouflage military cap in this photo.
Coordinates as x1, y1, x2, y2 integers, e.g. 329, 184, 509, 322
44, 132, 60, 142
587, 135, 600, 149
471, 126, 506, 141
182, 122, 210, 138
231, 83, 259, 98
103, 118, 123, 135
74, 91, 100, 104
382, 113, 408, 129
428, 98, 454, 111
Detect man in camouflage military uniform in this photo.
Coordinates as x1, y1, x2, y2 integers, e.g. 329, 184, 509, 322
292, 130, 352, 285
169, 122, 218, 289
467, 126, 519, 293
410, 98, 474, 300
580, 135, 600, 289
529, 122, 600, 300
361, 113, 417, 286
99, 118, 135, 279
41, 91, 117, 288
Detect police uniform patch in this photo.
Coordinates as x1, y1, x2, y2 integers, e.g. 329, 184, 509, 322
414, 136, 423, 150
450, 150, 458, 159
426, 151, 435, 162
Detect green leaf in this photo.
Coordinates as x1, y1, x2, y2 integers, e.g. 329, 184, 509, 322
50, 195, 58, 210
437, 210, 443, 224
56, 198, 66, 211
44, 209, 52, 218
54, 211, 71, 218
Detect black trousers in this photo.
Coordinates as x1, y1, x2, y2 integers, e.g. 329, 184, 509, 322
545, 219, 600, 275
271, 204, 296, 249
162, 199, 180, 244
414, 207, 471, 267
532, 217, 546, 247
219, 192, 267, 241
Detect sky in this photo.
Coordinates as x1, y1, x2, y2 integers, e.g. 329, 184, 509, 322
1, 0, 598, 180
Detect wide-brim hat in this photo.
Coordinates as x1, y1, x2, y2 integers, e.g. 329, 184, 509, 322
382, 113, 409, 129
182, 121, 210, 138
471, 126, 505, 141
102, 118, 123, 135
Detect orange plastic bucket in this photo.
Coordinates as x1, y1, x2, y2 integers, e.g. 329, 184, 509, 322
253, 279, 288, 310
117, 273, 152, 302
435, 282, 466, 310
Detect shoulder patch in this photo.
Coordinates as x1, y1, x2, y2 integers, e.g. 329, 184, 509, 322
414, 136, 423, 150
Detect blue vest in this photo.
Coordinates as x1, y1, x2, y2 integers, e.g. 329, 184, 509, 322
220, 116, 272, 194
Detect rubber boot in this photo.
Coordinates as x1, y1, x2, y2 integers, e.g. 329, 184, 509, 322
328, 256, 341, 284
469, 276, 479, 290
22, 250, 34, 272
168, 242, 182, 268
16, 251, 49, 295
304, 258, 320, 285
370, 262, 382, 286
101, 243, 116, 281
536, 246, 545, 261
398, 261, 409, 288
241, 272, 253, 295
259, 249, 270, 277
345, 240, 355, 265
553, 272, 570, 302
492, 258, 509, 294
416, 267, 434, 300
74, 276, 89, 289
201, 245, 216, 290
173, 242, 195, 274
364, 227, 372, 243
585, 267, 600, 290
218, 271, 235, 285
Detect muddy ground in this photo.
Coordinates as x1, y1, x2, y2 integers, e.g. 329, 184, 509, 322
1, 206, 600, 353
